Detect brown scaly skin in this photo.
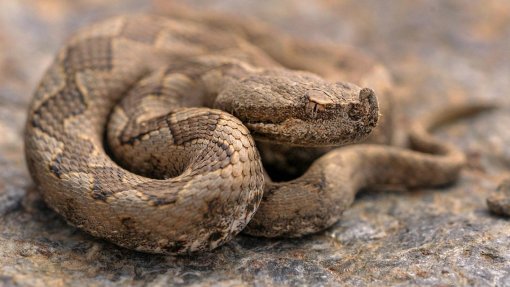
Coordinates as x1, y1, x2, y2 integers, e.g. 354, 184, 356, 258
24, 12, 499, 255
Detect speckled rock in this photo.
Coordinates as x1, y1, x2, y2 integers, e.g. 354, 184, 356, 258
1, 0, 509, 286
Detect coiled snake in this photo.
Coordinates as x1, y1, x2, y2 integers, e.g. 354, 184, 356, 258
24, 12, 506, 254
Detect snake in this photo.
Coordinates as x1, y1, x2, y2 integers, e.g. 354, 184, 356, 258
24, 11, 506, 255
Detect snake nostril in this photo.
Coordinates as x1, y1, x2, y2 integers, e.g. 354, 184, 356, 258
348, 88, 379, 122
355, 88, 379, 125
359, 88, 377, 107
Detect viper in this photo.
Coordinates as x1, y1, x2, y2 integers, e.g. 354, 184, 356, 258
24, 11, 505, 254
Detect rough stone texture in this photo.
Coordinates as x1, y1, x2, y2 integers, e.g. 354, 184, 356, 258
1, 0, 509, 286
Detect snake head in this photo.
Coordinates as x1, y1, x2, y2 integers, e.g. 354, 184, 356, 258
215, 69, 379, 147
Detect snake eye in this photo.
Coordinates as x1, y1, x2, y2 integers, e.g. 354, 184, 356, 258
305, 90, 334, 118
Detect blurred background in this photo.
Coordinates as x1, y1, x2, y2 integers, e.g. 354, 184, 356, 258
0, 1, 509, 286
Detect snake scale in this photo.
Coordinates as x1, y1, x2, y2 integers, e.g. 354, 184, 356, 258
24, 9, 507, 254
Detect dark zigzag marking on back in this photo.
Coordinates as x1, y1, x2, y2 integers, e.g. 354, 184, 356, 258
47, 137, 96, 179
31, 37, 115, 177
31, 36, 114, 138
117, 111, 219, 146
31, 84, 87, 139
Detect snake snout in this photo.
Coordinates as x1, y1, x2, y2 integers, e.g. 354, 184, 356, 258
348, 88, 379, 127
359, 88, 377, 106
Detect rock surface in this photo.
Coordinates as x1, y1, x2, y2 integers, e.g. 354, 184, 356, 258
1, 0, 509, 286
